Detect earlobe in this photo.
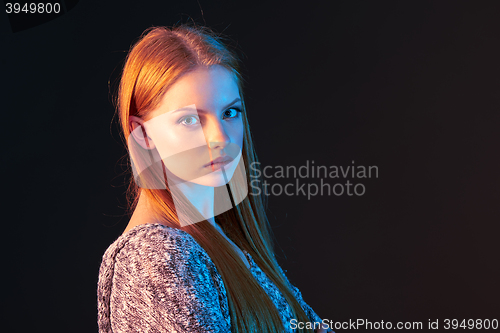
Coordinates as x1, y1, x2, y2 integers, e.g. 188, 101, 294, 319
129, 115, 156, 150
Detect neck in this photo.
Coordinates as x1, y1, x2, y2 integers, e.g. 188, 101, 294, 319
173, 181, 217, 228
128, 184, 219, 233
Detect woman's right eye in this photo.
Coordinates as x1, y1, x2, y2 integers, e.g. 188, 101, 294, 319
179, 115, 200, 127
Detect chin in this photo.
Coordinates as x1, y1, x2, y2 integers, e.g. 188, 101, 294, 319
192, 174, 232, 187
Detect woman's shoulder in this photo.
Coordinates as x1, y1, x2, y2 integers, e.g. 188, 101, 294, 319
97, 223, 231, 332
100, 222, 209, 271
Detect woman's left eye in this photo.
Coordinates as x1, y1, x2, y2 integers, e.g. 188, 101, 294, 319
223, 108, 241, 119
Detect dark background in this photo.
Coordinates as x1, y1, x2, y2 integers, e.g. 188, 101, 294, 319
2, 0, 499, 332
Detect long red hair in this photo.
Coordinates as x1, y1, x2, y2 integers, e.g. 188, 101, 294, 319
115, 23, 314, 333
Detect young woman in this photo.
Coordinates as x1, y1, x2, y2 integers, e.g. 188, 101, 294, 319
97, 24, 332, 333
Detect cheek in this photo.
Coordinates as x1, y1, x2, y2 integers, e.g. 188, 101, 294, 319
151, 132, 178, 157
229, 120, 244, 149
151, 128, 207, 158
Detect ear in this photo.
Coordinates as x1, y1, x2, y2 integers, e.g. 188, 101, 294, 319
129, 115, 156, 150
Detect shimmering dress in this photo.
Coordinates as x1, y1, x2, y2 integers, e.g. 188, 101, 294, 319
97, 223, 332, 332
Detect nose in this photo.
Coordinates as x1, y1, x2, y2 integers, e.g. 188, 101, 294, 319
203, 118, 231, 150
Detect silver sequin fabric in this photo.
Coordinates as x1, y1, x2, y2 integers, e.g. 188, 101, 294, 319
97, 223, 331, 332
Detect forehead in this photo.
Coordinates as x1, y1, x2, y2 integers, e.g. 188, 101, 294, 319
148, 65, 240, 119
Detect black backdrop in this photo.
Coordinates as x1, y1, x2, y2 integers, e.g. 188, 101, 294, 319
2, 1, 499, 332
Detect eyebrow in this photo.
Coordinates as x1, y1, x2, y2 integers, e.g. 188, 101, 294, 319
170, 97, 241, 114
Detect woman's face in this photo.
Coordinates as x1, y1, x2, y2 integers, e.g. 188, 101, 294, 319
131, 65, 244, 188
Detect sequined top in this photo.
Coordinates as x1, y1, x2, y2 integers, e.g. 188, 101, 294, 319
97, 223, 332, 332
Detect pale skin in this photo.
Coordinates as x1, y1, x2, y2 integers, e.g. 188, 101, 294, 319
123, 64, 250, 269
122, 65, 327, 333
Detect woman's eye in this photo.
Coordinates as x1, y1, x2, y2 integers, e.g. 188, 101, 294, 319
223, 108, 241, 119
180, 115, 200, 126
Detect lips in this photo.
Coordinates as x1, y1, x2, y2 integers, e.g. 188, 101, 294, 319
203, 156, 234, 169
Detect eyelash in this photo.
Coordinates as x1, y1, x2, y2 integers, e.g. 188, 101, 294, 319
178, 107, 242, 126
223, 107, 242, 120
